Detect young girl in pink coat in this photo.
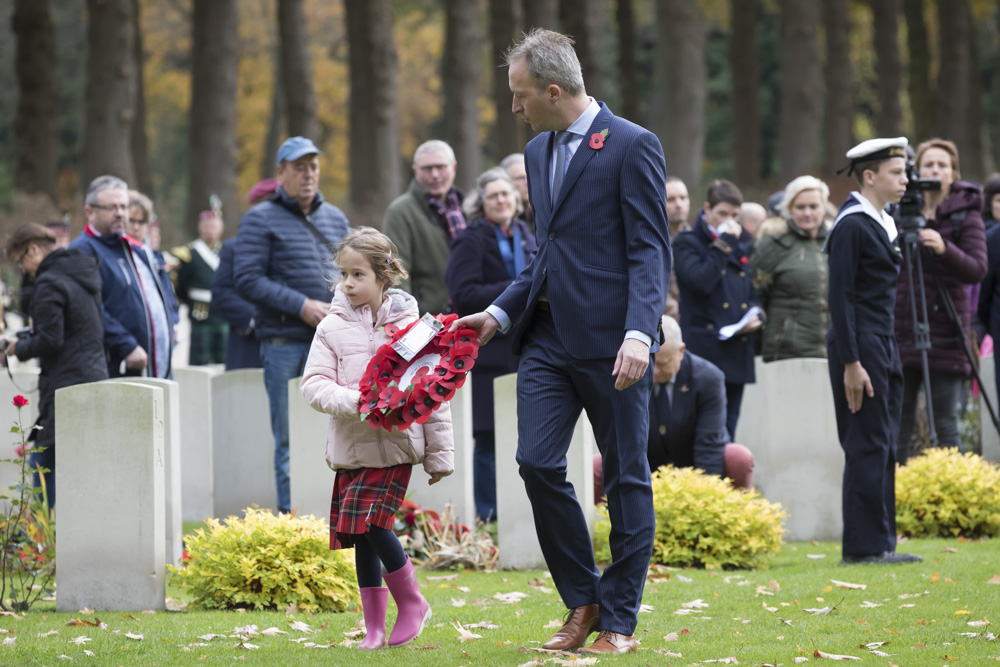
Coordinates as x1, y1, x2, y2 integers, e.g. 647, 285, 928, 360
301, 227, 454, 649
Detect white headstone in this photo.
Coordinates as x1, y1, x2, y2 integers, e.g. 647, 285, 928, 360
56, 382, 165, 611
0, 370, 40, 512
980, 356, 1000, 463
406, 381, 475, 527
174, 367, 220, 522
109, 378, 183, 568
495, 373, 595, 570
172, 303, 191, 369
738, 358, 844, 541
212, 369, 274, 517
288, 377, 332, 520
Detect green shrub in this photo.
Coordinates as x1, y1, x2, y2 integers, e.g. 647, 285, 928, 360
168, 508, 359, 612
593, 466, 785, 570
896, 448, 1000, 538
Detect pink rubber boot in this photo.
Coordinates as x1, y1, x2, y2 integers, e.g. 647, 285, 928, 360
383, 557, 431, 647
357, 587, 388, 649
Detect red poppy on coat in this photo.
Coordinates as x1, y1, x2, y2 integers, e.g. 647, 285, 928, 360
739, 256, 749, 264
589, 133, 605, 150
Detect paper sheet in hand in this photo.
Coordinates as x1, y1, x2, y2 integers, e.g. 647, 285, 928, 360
717, 306, 762, 340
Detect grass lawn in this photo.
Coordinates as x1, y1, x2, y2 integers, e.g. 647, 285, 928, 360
2, 536, 997, 665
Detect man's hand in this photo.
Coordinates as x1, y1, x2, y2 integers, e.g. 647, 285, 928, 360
2, 339, 16, 357
301, 299, 328, 327
450, 312, 500, 346
919, 228, 946, 255
718, 219, 742, 237
125, 346, 148, 370
843, 361, 874, 413
612, 338, 650, 391
428, 471, 452, 486
737, 314, 762, 334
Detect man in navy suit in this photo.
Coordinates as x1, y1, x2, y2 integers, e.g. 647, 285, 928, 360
453, 29, 670, 655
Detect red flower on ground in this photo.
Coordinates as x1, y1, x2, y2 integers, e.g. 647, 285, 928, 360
12, 395, 28, 408
589, 133, 605, 150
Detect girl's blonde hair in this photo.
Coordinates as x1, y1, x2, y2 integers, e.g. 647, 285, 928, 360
336, 226, 408, 287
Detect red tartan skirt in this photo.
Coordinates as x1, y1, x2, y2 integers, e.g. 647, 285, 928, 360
330, 464, 412, 550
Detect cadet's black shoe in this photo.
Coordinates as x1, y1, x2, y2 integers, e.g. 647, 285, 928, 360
841, 551, 923, 565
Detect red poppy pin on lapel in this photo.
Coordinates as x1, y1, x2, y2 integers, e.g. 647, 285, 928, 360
589, 129, 609, 151
740, 256, 749, 264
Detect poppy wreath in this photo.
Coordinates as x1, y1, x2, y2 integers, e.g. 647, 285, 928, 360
358, 313, 479, 431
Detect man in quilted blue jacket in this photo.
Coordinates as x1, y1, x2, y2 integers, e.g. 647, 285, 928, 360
234, 136, 350, 513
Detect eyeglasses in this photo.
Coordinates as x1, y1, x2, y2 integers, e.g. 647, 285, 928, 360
129, 217, 148, 225
90, 203, 129, 213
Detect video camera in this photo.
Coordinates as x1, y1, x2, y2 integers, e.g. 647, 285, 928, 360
894, 159, 941, 232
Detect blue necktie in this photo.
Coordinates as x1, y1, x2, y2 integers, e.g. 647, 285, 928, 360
551, 131, 574, 205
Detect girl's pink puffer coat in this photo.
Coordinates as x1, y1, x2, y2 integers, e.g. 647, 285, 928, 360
300, 286, 454, 476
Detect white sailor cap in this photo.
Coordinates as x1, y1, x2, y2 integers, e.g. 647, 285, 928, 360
841, 137, 908, 176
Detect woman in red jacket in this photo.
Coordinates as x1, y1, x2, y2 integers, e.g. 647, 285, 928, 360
894, 139, 987, 464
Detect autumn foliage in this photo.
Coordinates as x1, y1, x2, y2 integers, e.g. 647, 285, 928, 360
593, 466, 785, 570
168, 508, 358, 612
896, 448, 1000, 538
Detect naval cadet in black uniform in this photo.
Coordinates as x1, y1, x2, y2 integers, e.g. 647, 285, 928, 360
825, 137, 922, 565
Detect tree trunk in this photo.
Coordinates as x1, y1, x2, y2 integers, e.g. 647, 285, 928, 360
12, 0, 59, 201
278, 0, 318, 140
346, 0, 400, 229
490, 0, 523, 157
936, 0, 970, 155
653, 0, 706, 189
871, 0, 902, 137
186, 0, 238, 237
261, 45, 284, 180
130, 0, 153, 197
963, 1, 985, 181
523, 0, 558, 31
81, 0, 136, 187
822, 0, 853, 174
617, 0, 638, 122
560, 0, 605, 102
729, 0, 760, 187
903, 0, 933, 143
778, 0, 823, 181
443, 0, 483, 191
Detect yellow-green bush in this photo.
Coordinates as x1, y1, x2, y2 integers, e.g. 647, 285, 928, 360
896, 448, 1000, 538
169, 508, 358, 612
593, 466, 785, 569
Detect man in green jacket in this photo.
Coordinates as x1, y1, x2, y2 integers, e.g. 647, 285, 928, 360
383, 140, 466, 315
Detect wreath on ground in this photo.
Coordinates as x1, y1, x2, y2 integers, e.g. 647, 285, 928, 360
358, 313, 479, 431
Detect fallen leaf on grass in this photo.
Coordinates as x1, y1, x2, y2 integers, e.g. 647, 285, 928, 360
871, 650, 892, 657
427, 574, 459, 581
124, 633, 143, 640
674, 608, 701, 615
0, 612, 22, 620
83, 650, 94, 656
943, 546, 958, 553
930, 572, 941, 584
898, 591, 929, 599
70, 637, 91, 645
452, 598, 466, 607
466, 621, 500, 630
141, 610, 156, 615
813, 649, 861, 660
663, 631, 679, 641
769, 579, 781, 592
451, 621, 483, 642
38, 630, 59, 637
260, 627, 287, 636
806, 554, 826, 559
235, 642, 259, 650
794, 659, 808, 664
196, 634, 226, 641
58, 655, 71, 660
862, 642, 888, 649
289, 621, 314, 633
233, 624, 259, 636
655, 649, 683, 657
676, 574, 694, 582
544, 619, 563, 629
682, 599, 710, 609
1, 637, 13, 646
899, 604, 915, 608
553, 658, 598, 665
494, 591, 529, 604
78, 608, 93, 615
703, 657, 738, 663
860, 601, 882, 608
455, 585, 471, 593
987, 574, 1000, 585
831, 579, 866, 590
518, 661, 546, 667
955, 610, 972, 615
639, 604, 654, 613
762, 602, 778, 613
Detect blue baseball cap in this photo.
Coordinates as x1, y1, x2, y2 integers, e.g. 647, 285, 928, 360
276, 136, 322, 166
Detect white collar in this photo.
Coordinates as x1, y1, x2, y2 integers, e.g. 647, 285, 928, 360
850, 191, 898, 243
565, 98, 601, 138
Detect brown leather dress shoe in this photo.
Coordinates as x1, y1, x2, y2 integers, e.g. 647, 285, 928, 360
579, 630, 639, 654
541, 604, 600, 651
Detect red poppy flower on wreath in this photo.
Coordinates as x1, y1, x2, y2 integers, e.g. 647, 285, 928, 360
12, 395, 28, 408
358, 314, 479, 431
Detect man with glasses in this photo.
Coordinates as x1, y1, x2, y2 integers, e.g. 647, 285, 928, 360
383, 140, 466, 315
70, 175, 177, 378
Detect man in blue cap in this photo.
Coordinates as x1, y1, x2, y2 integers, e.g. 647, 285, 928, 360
234, 136, 350, 513
825, 137, 922, 565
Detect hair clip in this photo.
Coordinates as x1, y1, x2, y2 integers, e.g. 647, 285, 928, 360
387, 250, 392, 263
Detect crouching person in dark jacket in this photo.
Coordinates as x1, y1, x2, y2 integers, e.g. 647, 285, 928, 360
4, 223, 108, 509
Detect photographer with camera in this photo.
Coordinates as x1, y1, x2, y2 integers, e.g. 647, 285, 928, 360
3, 223, 108, 509
893, 139, 986, 464
826, 137, 921, 565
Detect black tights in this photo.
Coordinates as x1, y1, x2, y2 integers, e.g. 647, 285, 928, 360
354, 526, 407, 588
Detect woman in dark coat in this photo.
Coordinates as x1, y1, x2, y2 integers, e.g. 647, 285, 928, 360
4, 224, 108, 508
895, 139, 987, 464
445, 168, 537, 523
